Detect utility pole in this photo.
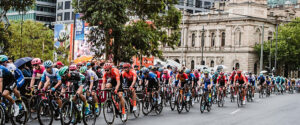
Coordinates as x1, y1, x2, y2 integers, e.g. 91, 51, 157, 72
181, 0, 186, 66
260, 24, 264, 72
269, 39, 272, 74
201, 26, 204, 65
275, 23, 279, 75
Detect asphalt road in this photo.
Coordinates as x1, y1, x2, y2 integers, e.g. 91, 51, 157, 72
25, 92, 300, 125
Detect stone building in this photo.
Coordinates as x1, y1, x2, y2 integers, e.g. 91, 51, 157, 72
161, 0, 300, 74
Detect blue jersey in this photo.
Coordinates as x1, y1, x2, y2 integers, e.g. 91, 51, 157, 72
15, 69, 25, 88
41, 68, 61, 83
0, 65, 15, 85
142, 72, 157, 82
187, 73, 195, 82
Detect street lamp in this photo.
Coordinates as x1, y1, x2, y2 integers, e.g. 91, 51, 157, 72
201, 26, 204, 65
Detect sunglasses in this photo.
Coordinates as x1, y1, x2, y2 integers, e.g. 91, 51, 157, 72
33, 64, 38, 67
105, 70, 110, 72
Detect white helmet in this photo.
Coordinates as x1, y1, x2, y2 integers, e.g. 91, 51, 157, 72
6, 63, 16, 75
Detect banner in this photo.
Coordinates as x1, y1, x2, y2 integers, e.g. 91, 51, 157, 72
132, 56, 154, 68
54, 24, 71, 48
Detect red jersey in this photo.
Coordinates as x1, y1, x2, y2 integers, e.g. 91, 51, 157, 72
234, 74, 247, 84
122, 69, 137, 81
176, 73, 188, 82
217, 75, 227, 84
103, 68, 120, 83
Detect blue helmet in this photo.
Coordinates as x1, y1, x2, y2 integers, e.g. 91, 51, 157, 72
158, 68, 163, 72
0, 55, 8, 62
142, 68, 150, 74
44, 60, 53, 68
185, 69, 191, 74
86, 62, 91, 67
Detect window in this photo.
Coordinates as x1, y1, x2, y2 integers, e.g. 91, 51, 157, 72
201, 31, 205, 47
187, 0, 193, 7
64, 12, 70, 20
192, 33, 195, 47
187, 9, 193, 14
210, 60, 214, 67
235, 63, 240, 70
268, 32, 273, 41
65, 1, 71, 9
196, 0, 202, 8
57, 13, 62, 21
204, 2, 211, 9
178, 0, 184, 5
191, 60, 195, 70
221, 32, 225, 47
255, 29, 261, 45
235, 29, 242, 45
57, 2, 63, 10
201, 60, 205, 65
211, 32, 215, 47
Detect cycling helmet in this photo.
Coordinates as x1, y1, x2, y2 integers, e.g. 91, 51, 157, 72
103, 63, 113, 70
185, 69, 191, 74
237, 70, 242, 74
69, 65, 77, 71
56, 61, 64, 66
220, 72, 224, 75
148, 65, 153, 70
6, 63, 16, 74
142, 68, 150, 74
80, 66, 87, 74
44, 60, 53, 68
134, 65, 139, 68
76, 62, 83, 66
86, 62, 91, 67
167, 65, 171, 69
0, 55, 8, 62
163, 69, 168, 74
204, 70, 209, 74
260, 74, 263, 77
158, 68, 163, 72
214, 71, 219, 75
123, 63, 131, 68
31, 58, 42, 65
59, 66, 69, 76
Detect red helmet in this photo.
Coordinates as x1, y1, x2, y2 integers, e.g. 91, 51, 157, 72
237, 71, 242, 74
104, 63, 113, 70
76, 62, 83, 66
220, 72, 224, 75
56, 61, 64, 66
163, 69, 168, 74
123, 63, 131, 68
69, 65, 77, 70
31, 58, 42, 65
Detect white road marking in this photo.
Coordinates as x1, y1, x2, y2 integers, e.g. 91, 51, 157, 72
230, 109, 241, 115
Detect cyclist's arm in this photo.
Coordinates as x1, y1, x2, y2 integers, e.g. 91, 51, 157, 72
38, 73, 46, 90
131, 71, 137, 88
43, 76, 51, 90
30, 75, 36, 88
114, 71, 121, 91
102, 74, 107, 90
0, 78, 3, 93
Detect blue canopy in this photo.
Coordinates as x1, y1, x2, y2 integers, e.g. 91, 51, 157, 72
14, 57, 33, 68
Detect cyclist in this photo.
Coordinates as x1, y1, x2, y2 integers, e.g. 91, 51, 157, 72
101, 63, 126, 120
6, 63, 25, 96
217, 72, 227, 101
59, 66, 91, 114
275, 76, 282, 92
37, 60, 62, 118
257, 74, 266, 93
200, 70, 213, 102
185, 69, 194, 103
141, 68, 160, 103
266, 75, 272, 94
30, 58, 45, 90
234, 71, 248, 105
76, 62, 83, 71
80, 66, 99, 113
122, 63, 138, 111
0, 55, 21, 116
55, 61, 64, 69
247, 72, 256, 99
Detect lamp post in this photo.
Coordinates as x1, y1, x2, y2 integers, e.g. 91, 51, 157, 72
201, 26, 204, 65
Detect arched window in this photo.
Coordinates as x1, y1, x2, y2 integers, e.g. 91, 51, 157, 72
268, 32, 273, 41
191, 60, 195, 69
210, 60, 214, 67
235, 29, 242, 45
174, 59, 180, 63
221, 32, 225, 47
192, 33, 195, 47
211, 32, 215, 47
235, 63, 240, 70
201, 60, 205, 65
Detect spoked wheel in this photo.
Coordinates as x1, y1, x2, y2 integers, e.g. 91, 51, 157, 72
185, 100, 191, 112
37, 100, 53, 125
103, 99, 115, 125
155, 102, 163, 115
0, 105, 5, 125
200, 96, 205, 113
11, 100, 28, 125
237, 92, 240, 107
119, 99, 129, 123
60, 101, 74, 125
169, 93, 176, 111
221, 94, 225, 107
83, 101, 97, 125
28, 96, 39, 120
176, 94, 183, 114
142, 96, 151, 116
133, 98, 140, 118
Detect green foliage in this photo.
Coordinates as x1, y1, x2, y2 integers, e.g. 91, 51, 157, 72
74, 0, 181, 63
0, 0, 35, 12
5, 20, 55, 60
255, 18, 300, 73
0, 23, 9, 54
56, 46, 70, 65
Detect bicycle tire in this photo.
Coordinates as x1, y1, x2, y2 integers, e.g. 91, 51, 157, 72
103, 99, 115, 125
200, 95, 205, 113
133, 98, 140, 118
60, 101, 74, 125
37, 99, 53, 125
83, 101, 97, 125
176, 94, 183, 114
0, 105, 5, 125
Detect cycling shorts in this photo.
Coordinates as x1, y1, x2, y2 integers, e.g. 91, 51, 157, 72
204, 83, 211, 91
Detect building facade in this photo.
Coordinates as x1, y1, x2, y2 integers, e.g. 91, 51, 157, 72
55, 0, 75, 24
6, 0, 56, 24
176, 0, 215, 13
162, 0, 300, 74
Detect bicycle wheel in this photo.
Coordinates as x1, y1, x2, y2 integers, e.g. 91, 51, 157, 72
185, 100, 191, 112
237, 92, 240, 107
142, 96, 151, 116
10, 100, 28, 125
103, 99, 115, 125
60, 101, 74, 125
28, 95, 39, 120
120, 98, 129, 123
133, 98, 140, 118
169, 92, 176, 111
0, 105, 5, 125
83, 101, 97, 125
200, 96, 205, 113
37, 99, 53, 125
176, 94, 183, 114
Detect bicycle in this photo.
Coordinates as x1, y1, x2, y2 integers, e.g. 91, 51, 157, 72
200, 88, 212, 113
217, 86, 225, 107
123, 88, 140, 118
237, 84, 245, 107
230, 84, 235, 102
102, 88, 129, 124
246, 85, 253, 102
142, 87, 163, 116
259, 84, 266, 98
169, 84, 177, 111
176, 85, 191, 114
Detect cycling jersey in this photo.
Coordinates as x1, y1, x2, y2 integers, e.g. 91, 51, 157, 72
217, 75, 227, 86
33, 65, 45, 77
234, 74, 247, 84
257, 75, 266, 85
194, 73, 200, 82
176, 73, 188, 87
229, 75, 235, 84
122, 69, 137, 87
103, 68, 121, 87
40, 68, 61, 86
62, 71, 84, 90
162, 73, 171, 84
187, 73, 195, 84
212, 74, 218, 84
248, 75, 256, 86
0, 65, 16, 91
201, 76, 212, 91
142, 72, 158, 89
266, 78, 271, 85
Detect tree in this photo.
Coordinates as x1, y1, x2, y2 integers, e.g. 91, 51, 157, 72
5, 20, 56, 61
0, 23, 9, 54
74, 0, 181, 64
255, 18, 300, 76
0, 0, 35, 30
